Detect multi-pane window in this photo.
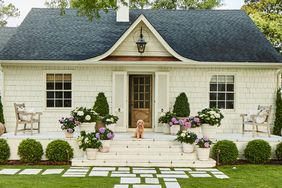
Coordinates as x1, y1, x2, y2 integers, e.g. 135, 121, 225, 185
209, 75, 234, 109
46, 74, 72, 108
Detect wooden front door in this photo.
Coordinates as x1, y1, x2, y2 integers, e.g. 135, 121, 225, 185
129, 75, 152, 128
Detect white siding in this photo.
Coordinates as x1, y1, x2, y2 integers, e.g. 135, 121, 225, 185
111, 21, 172, 57
2, 65, 278, 133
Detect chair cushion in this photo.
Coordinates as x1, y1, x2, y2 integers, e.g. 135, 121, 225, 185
17, 107, 35, 121
246, 109, 267, 124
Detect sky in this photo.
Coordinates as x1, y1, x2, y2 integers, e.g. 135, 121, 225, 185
5, 0, 245, 27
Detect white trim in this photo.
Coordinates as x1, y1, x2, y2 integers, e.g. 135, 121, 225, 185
1, 60, 282, 68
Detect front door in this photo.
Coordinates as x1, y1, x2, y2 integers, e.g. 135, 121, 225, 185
129, 75, 152, 128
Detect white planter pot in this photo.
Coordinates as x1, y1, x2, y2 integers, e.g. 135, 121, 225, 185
170, 125, 180, 135
182, 143, 194, 153
201, 124, 217, 138
65, 131, 73, 138
162, 123, 170, 134
100, 140, 111, 153
196, 147, 210, 161
86, 148, 98, 160
80, 122, 96, 132
106, 124, 115, 132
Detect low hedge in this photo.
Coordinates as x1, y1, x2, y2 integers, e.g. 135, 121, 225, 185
18, 139, 43, 164
212, 140, 238, 164
0, 138, 10, 164
275, 142, 282, 160
46, 140, 74, 162
244, 139, 271, 164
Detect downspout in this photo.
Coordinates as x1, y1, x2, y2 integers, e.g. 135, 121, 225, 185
277, 69, 282, 90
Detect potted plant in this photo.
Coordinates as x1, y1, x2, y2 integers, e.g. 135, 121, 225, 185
195, 137, 212, 160
71, 107, 98, 132
198, 108, 224, 138
169, 117, 181, 135
93, 92, 110, 130
159, 112, 176, 134
175, 130, 198, 153
59, 117, 80, 138
78, 131, 102, 160
103, 114, 119, 132
94, 127, 114, 153
173, 92, 190, 118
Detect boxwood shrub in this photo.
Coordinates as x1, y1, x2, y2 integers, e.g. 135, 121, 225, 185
0, 138, 10, 164
18, 139, 43, 164
275, 142, 282, 160
212, 140, 239, 164
46, 140, 74, 162
244, 139, 271, 164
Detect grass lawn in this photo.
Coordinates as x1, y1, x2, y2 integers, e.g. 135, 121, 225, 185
0, 165, 281, 188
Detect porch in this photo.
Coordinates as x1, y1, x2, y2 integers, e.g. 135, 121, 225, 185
2, 131, 281, 167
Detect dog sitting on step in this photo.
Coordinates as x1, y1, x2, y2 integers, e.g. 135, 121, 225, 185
134, 119, 144, 139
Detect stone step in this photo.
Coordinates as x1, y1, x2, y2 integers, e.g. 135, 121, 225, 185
98, 151, 190, 156
109, 147, 182, 152
110, 140, 177, 146
95, 152, 197, 160
71, 158, 216, 167
109, 144, 182, 149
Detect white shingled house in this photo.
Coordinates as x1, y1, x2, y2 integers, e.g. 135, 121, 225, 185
0, 4, 281, 135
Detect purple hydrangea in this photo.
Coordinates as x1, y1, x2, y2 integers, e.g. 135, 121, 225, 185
194, 117, 200, 123
204, 142, 210, 148
203, 136, 209, 141
195, 138, 200, 144
95, 133, 100, 139
99, 127, 106, 134
184, 122, 191, 128
67, 128, 74, 133
171, 117, 177, 123
59, 117, 64, 124
107, 133, 112, 139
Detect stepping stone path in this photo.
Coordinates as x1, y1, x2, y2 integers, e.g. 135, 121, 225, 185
0, 167, 230, 187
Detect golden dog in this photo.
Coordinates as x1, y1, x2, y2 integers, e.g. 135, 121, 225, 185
134, 120, 144, 139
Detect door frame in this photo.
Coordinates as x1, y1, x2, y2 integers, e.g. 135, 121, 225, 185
127, 72, 155, 130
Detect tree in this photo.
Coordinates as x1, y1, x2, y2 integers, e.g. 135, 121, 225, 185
173, 92, 190, 117
45, 0, 69, 15
273, 89, 282, 136
93, 92, 109, 116
0, 0, 20, 27
152, 0, 222, 10
242, 0, 282, 54
49, 0, 221, 21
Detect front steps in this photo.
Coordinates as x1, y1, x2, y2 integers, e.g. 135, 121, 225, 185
71, 137, 216, 167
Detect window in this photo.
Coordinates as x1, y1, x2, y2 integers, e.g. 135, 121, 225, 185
46, 74, 72, 108
209, 75, 234, 109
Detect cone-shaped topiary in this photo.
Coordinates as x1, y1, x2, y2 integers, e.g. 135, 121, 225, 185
274, 89, 282, 136
93, 92, 109, 116
173, 92, 190, 117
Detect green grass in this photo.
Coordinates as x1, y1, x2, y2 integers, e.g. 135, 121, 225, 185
0, 165, 281, 188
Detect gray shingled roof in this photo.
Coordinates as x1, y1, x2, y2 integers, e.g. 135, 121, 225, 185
0, 27, 17, 51
0, 8, 281, 62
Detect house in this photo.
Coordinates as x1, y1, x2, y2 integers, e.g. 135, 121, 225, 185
0, 3, 281, 134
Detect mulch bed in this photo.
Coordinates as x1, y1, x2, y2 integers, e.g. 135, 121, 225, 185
5, 160, 70, 166
217, 160, 282, 166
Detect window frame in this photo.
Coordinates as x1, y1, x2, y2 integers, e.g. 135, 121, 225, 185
44, 72, 73, 110
207, 73, 236, 111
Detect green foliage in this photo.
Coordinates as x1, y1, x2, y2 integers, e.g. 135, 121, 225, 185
173, 92, 190, 117
0, 0, 20, 27
152, 0, 222, 10
159, 111, 176, 124
242, 0, 282, 54
45, 0, 68, 15
212, 140, 239, 165
102, 114, 119, 125
175, 130, 197, 144
0, 138, 10, 164
0, 96, 5, 124
93, 92, 109, 116
46, 140, 74, 162
244, 139, 271, 164
71, 107, 98, 123
17, 139, 43, 164
274, 89, 282, 135
275, 142, 282, 160
78, 131, 102, 151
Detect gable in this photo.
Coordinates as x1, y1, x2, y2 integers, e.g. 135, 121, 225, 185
110, 21, 173, 57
